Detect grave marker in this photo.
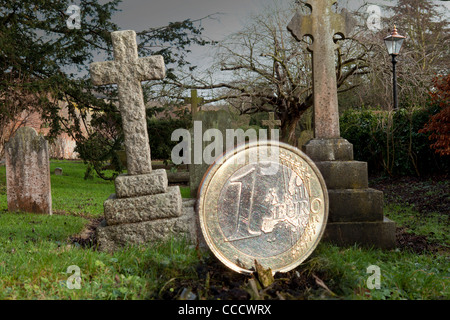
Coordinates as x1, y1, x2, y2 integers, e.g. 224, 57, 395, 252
288, 1, 396, 248
5, 127, 52, 214
184, 89, 204, 116
91, 30, 196, 251
262, 112, 281, 140
189, 110, 233, 198
288, 0, 354, 139
90, 30, 165, 175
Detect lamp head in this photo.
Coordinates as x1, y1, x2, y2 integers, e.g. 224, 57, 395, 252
384, 25, 406, 56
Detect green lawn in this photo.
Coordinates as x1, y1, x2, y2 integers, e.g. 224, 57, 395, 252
0, 160, 114, 217
0, 161, 448, 300
49, 161, 116, 217
304, 241, 448, 300
0, 218, 201, 299
0, 161, 198, 299
1, 160, 191, 217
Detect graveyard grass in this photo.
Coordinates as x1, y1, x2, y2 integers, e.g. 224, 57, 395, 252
0, 161, 448, 300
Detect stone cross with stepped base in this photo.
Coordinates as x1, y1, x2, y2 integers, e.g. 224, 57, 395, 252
288, 0, 396, 249
91, 30, 196, 252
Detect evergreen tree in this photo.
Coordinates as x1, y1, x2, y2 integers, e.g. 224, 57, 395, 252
0, 0, 212, 178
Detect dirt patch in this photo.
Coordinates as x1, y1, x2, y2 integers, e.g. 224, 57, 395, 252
370, 174, 449, 216
158, 255, 328, 300
70, 218, 103, 248
371, 173, 448, 253
395, 227, 441, 254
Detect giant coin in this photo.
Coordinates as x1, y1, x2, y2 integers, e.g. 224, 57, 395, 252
198, 141, 328, 274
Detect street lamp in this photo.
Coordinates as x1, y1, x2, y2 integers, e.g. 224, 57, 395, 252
384, 26, 406, 109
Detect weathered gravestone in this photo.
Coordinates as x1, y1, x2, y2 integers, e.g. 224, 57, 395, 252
91, 30, 196, 251
188, 111, 277, 198
288, 0, 396, 248
262, 112, 281, 140
5, 127, 52, 214
184, 89, 204, 116
189, 110, 234, 198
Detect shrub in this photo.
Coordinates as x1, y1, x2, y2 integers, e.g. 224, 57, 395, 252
147, 111, 192, 161
419, 74, 450, 156
340, 106, 448, 176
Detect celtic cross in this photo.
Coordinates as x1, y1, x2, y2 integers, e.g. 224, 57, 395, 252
288, 0, 354, 139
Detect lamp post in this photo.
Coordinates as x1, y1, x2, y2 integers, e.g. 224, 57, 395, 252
384, 26, 406, 110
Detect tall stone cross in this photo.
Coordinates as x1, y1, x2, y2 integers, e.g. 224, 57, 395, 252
90, 30, 165, 175
262, 112, 281, 140
287, 0, 354, 139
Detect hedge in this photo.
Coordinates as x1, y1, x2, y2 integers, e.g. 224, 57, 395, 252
340, 105, 448, 176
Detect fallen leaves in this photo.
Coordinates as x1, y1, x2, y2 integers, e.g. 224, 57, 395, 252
254, 260, 274, 288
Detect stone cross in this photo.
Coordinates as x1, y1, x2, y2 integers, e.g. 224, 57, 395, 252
184, 89, 204, 116
90, 30, 165, 175
262, 112, 281, 139
287, 0, 354, 139
190, 89, 204, 116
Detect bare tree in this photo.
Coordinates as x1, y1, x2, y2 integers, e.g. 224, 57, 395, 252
167, 1, 370, 145
347, 0, 450, 110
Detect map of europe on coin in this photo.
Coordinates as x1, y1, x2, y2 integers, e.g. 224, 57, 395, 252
198, 141, 328, 274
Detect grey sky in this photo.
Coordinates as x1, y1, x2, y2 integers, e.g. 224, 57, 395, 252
107, 1, 377, 65
111, 0, 448, 36
112, 0, 381, 41
87, 0, 449, 81
114, 0, 274, 41
105, 0, 448, 64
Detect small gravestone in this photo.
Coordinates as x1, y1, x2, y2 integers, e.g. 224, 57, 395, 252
262, 112, 281, 140
5, 127, 52, 214
54, 167, 63, 176
298, 130, 314, 149
189, 110, 234, 198
184, 89, 204, 116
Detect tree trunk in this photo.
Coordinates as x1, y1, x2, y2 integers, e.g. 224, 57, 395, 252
280, 99, 312, 146
281, 112, 302, 146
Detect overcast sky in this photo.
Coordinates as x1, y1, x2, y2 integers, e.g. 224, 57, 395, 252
103, 0, 448, 62
105, 1, 362, 66
110, 0, 448, 36
114, 0, 273, 40
84, 0, 449, 86
88, 0, 448, 98
111, 0, 384, 41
